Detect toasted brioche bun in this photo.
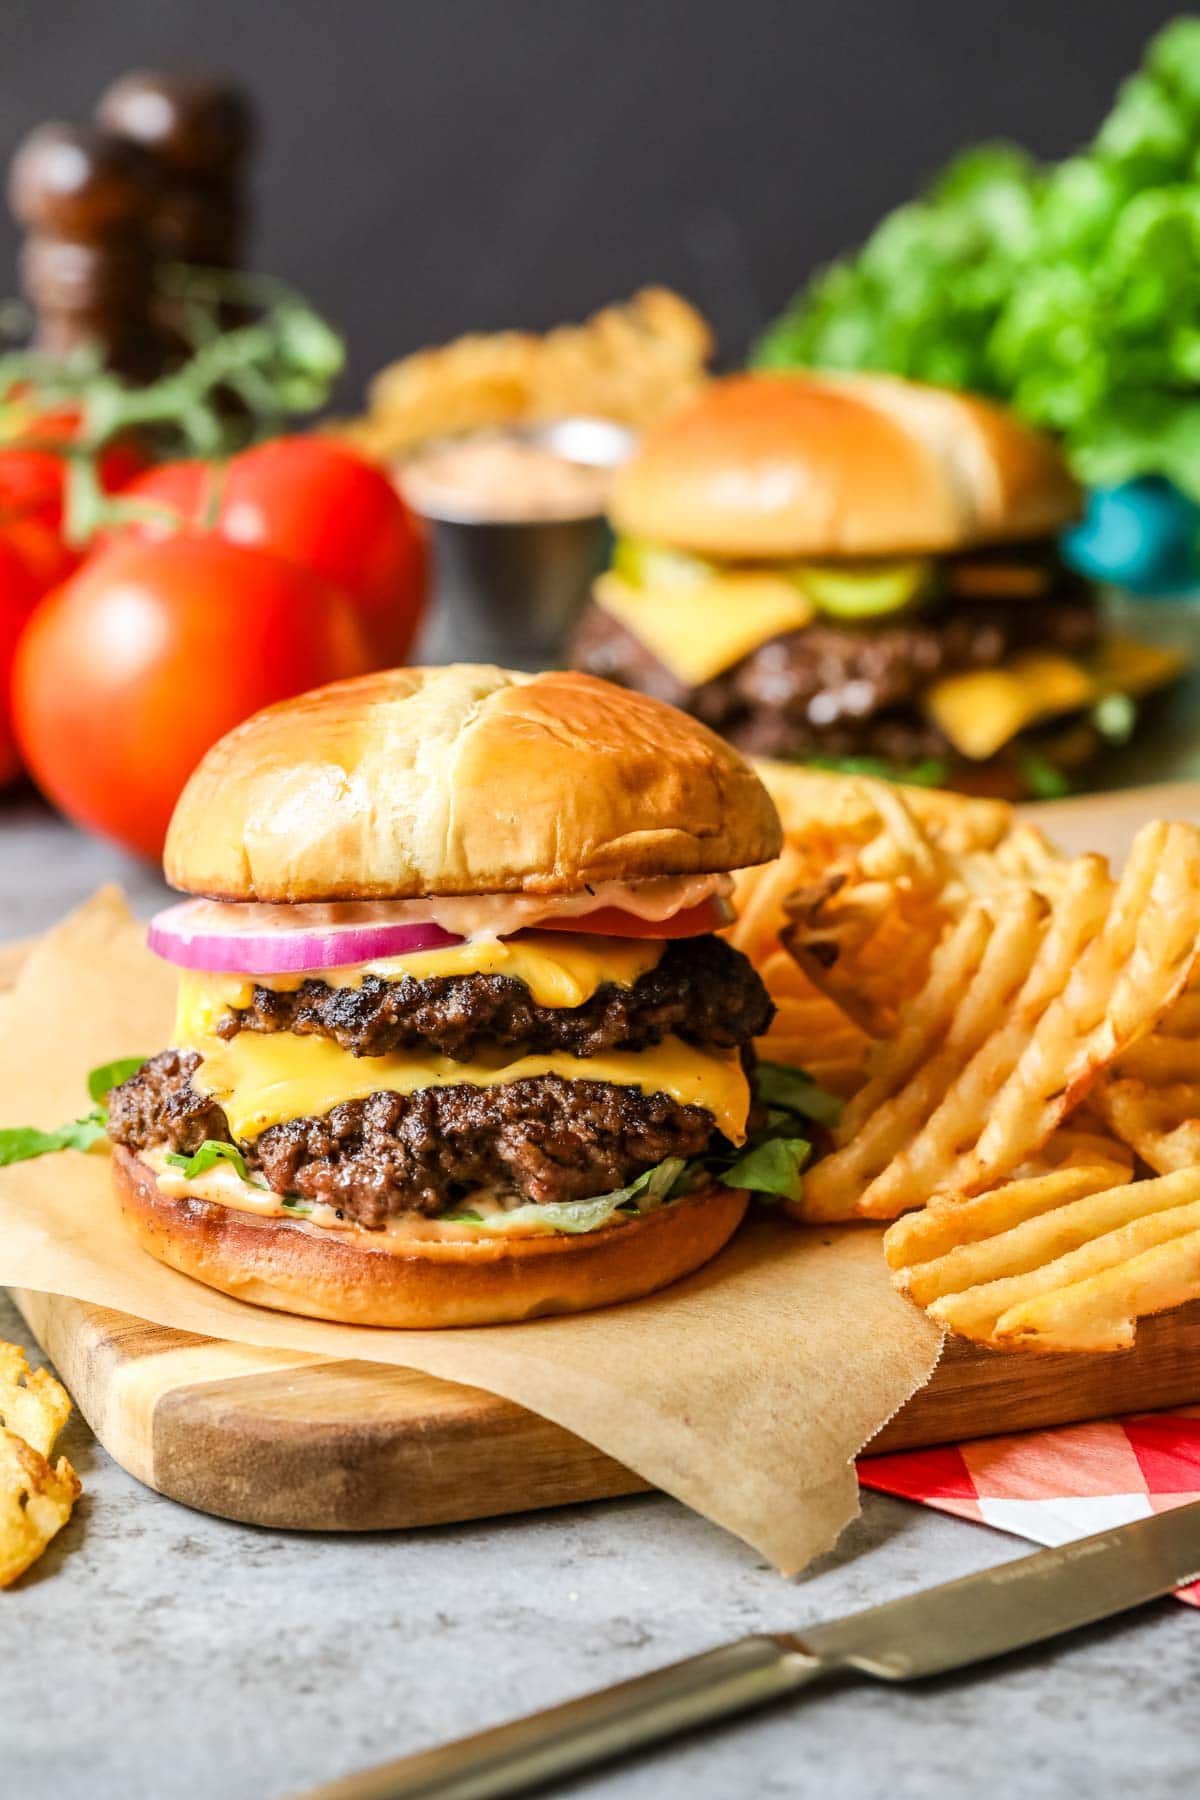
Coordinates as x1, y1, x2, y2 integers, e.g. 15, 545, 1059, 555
113, 1146, 748, 1327
165, 664, 781, 902
610, 372, 1081, 558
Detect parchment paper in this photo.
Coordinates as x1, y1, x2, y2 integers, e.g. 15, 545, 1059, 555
0, 890, 942, 1573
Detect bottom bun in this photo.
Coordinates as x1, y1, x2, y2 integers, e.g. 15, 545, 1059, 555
112, 1147, 750, 1328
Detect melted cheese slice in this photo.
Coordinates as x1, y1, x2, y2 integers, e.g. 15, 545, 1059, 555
923, 653, 1094, 761
181, 1029, 750, 1145
175, 932, 665, 1040
922, 637, 1187, 762
593, 571, 815, 686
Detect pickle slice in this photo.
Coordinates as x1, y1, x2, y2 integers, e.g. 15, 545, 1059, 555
790, 558, 935, 619
610, 536, 718, 591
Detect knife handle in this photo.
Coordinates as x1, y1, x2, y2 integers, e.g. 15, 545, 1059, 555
291, 1633, 828, 1800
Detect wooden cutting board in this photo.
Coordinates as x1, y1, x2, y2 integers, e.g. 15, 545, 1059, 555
6, 779, 1200, 1532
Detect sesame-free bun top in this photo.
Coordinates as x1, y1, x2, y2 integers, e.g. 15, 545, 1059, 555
610, 372, 1081, 558
165, 664, 782, 901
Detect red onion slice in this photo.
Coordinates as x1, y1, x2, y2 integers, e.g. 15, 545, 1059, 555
148, 902, 463, 974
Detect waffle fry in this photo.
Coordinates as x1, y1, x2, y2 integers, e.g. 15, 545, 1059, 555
1095, 982, 1200, 1173
781, 776, 1064, 1038
0, 1345, 71, 1458
795, 822, 1200, 1222
886, 1166, 1200, 1353
338, 288, 714, 459
0, 1345, 79, 1588
725, 764, 888, 1094
0, 1430, 80, 1588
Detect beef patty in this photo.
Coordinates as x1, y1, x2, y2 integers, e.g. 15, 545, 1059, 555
108, 1049, 731, 1228
571, 589, 1100, 764
217, 934, 773, 1062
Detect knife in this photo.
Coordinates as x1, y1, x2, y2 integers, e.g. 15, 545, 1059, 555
289, 1499, 1200, 1800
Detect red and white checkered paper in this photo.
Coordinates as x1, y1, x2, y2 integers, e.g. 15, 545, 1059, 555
858, 1408, 1200, 1605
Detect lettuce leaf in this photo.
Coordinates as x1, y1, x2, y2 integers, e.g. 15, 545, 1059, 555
87, 1056, 149, 1104
0, 1055, 149, 1167
753, 18, 1200, 498
754, 1061, 842, 1127
0, 1111, 108, 1167
723, 1136, 809, 1202
165, 1140, 249, 1181
443, 1157, 689, 1237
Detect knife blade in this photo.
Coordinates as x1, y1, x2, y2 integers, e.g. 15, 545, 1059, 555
288, 1499, 1200, 1800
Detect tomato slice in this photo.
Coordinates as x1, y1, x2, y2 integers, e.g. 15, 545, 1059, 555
538, 899, 724, 938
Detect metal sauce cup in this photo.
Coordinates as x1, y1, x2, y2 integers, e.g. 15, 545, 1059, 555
402, 417, 636, 670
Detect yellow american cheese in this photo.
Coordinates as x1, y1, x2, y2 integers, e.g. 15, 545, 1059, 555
180, 1027, 751, 1146
175, 931, 665, 1040
922, 636, 1188, 762
1086, 634, 1189, 700
592, 571, 815, 686
923, 653, 1094, 761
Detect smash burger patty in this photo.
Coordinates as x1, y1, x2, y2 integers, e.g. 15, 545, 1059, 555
108, 1049, 729, 1229
572, 588, 1101, 763
217, 933, 773, 1061
108, 933, 774, 1227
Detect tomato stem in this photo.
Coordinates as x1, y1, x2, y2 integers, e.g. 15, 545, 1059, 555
0, 267, 345, 547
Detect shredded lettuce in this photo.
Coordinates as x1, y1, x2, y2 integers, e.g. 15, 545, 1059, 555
442, 1158, 688, 1237
436, 1060, 841, 1232
801, 755, 950, 790
754, 1061, 843, 1127
723, 1136, 810, 1203
754, 18, 1200, 498
1015, 750, 1073, 800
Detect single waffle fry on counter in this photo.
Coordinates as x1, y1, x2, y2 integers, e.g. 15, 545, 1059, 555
794, 821, 1200, 1223
0, 1344, 71, 1457
886, 1166, 1200, 1354
1096, 981, 1200, 1174
0, 1344, 79, 1587
0, 1431, 80, 1588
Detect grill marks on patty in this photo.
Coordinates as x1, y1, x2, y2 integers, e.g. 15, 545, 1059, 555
571, 587, 1100, 763
108, 1049, 725, 1227
217, 934, 773, 1062
108, 935, 770, 1226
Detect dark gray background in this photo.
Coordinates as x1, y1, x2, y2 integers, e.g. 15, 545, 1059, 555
1, 0, 1181, 402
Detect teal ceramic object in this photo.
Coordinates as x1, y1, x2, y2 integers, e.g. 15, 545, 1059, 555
1064, 478, 1200, 597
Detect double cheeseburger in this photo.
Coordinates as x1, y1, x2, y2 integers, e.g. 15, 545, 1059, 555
572, 372, 1184, 797
108, 665, 789, 1327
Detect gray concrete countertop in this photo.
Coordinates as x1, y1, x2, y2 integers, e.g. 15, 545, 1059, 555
2, 800, 1196, 1800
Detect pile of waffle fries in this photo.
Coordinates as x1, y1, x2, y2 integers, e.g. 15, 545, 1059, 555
728, 763, 1200, 1355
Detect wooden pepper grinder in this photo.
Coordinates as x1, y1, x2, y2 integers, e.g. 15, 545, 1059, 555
95, 71, 255, 273
7, 121, 168, 379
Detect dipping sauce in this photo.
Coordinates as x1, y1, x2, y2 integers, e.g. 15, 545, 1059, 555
399, 421, 633, 523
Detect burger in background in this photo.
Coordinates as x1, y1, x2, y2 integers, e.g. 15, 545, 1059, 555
571, 373, 1186, 799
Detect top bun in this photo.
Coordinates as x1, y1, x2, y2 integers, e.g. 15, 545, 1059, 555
165, 665, 782, 901
610, 372, 1081, 558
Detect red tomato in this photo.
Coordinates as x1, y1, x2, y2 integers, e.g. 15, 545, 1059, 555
539, 900, 726, 938
0, 449, 64, 523
0, 410, 145, 526
118, 438, 427, 662
1, 513, 81, 594
13, 535, 370, 857
0, 532, 46, 787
